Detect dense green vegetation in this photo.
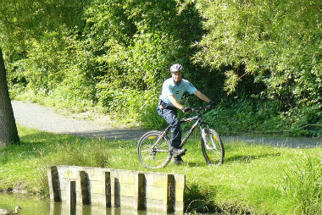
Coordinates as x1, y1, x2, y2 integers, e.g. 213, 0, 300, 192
0, 126, 321, 214
1, 0, 321, 136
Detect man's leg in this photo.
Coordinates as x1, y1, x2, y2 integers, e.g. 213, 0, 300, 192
157, 108, 181, 147
157, 107, 186, 159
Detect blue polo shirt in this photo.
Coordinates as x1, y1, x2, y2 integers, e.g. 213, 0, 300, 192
159, 78, 197, 107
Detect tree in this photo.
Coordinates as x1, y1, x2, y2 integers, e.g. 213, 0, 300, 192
0, 0, 88, 146
194, 0, 321, 133
0, 48, 19, 146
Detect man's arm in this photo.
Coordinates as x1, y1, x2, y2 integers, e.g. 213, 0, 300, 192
169, 91, 212, 112
194, 91, 211, 103
169, 95, 185, 111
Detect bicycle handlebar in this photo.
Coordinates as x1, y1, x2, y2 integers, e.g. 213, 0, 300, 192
180, 105, 213, 123
190, 105, 214, 114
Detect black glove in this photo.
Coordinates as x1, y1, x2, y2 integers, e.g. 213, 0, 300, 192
206, 101, 215, 109
182, 107, 192, 113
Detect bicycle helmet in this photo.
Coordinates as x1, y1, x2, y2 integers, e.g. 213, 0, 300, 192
170, 63, 184, 73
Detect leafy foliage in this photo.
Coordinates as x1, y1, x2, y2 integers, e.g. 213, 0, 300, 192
2, 0, 321, 135
194, 0, 321, 135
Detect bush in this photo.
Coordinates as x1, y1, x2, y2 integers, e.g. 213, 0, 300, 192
194, 0, 321, 135
280, 157, 321, 214
5, 0, 321, 136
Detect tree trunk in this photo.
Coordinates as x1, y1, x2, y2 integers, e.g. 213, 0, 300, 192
0, 48, 20, 146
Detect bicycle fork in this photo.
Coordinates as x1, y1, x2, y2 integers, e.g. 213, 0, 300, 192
201, 126, 217, 150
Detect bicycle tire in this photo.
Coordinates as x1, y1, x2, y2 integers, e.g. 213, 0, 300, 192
201, 128, 224, 165
137, 130, 172, 169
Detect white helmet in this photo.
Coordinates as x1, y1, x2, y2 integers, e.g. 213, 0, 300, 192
170, 63, 184, 73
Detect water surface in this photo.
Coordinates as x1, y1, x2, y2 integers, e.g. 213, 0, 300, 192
0, 193, 173, 215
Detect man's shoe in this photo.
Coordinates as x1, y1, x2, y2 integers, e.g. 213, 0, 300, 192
171, 148, 187, 157
173, 156, 184, 165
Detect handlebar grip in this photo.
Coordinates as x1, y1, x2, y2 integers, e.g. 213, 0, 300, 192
191, 107, 204, 113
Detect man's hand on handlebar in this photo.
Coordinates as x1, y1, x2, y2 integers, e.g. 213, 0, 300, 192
182, 107, 192, 113
182, 101, 215, 114
206, 101, 215, 110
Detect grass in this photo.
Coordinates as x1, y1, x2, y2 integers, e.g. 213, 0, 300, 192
0, 126, 321, 214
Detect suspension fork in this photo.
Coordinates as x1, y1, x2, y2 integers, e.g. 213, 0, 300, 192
200, 122, 210, 143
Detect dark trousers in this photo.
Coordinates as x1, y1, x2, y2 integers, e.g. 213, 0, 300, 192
157, 106, 181, 149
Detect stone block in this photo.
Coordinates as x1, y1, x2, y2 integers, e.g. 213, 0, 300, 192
110, 170, 140, 210
174, 174, 186, 189
174, 201, 184, 213
90, 193, 107, 207
91, 205, 107, 215
48, 166, 186, 213
146, 186, 167, 201
90, 180, 106, 195
79, 171, 91, 205
60, 189, 66, 202
175, 187, 184, 202
49, 202, 61, 215
174, 174, 185, 213
146, 199, 168, 212
119, 195, 140, 209
47, 167, 54, 201
145, 173, 168, 187
85, 167, 107, 181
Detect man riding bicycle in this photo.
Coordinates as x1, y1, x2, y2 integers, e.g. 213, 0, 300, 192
157, 63, 214, 165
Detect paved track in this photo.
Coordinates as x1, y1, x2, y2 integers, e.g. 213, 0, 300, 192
12, 100, 146, 140
11, 101, 321, 147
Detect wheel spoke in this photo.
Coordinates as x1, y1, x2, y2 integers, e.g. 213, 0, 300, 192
138, 131, 171, 169
156, 149, 169, 152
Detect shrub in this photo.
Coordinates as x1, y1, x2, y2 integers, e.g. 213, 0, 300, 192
280, 157, 321, 214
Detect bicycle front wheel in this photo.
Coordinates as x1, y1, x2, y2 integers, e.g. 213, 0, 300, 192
137, 131, 172, 169
201, 128, 224, 165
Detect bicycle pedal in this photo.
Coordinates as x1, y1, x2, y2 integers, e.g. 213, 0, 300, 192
171, 148, 187, 157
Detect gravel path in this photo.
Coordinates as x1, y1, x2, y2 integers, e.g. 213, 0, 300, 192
12, 100, 146, 140
11, 100, 321, 147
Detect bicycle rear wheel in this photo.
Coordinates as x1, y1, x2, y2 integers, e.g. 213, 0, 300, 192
137, 131, 172, 169
201, 128, 224, 165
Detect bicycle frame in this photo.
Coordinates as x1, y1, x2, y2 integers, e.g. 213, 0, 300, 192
150, 107, 210, 150
179, 115, 207, 148
160, 115, 207, 147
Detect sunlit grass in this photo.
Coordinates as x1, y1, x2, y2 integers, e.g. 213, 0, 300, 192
0, 126, 321, 214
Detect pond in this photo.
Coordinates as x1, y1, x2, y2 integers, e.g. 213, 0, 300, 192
0, 193, 156, 215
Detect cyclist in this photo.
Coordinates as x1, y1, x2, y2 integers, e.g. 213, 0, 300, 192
157, 63, 214, 165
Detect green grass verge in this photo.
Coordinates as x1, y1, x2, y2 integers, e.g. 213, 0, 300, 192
0, 126, 321, 214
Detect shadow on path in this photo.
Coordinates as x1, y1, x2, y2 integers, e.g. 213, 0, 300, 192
223, 136, 321, 148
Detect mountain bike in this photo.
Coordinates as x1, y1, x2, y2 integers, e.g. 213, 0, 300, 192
137, 106, 224, 169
